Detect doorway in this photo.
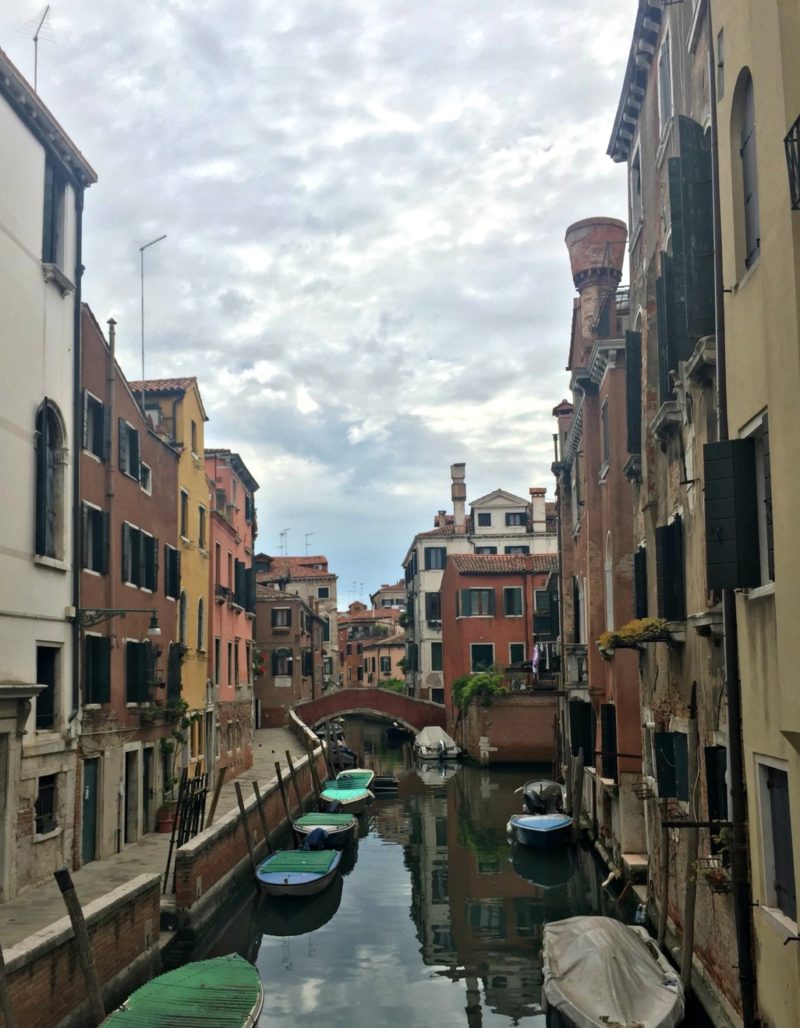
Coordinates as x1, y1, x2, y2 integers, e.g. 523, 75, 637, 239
142, 747, 154, 833
81, 757, 99, 864
124, 749, 139, 844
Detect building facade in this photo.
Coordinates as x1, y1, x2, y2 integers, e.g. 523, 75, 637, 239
0, 50, 96, 901
337, 602, 402, 687
370, 580, 407, 609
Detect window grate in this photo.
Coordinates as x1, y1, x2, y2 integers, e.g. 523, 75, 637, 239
35, 774, 58, 834
785, 114, 800, 211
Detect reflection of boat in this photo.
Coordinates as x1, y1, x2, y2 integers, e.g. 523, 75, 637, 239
385, 720, 413, 741
320, 779, 374, 814
103, 953, 263, 1027
415, 761, 460, 786
542, 916, 684, 1028
255, 848, 342, 896
335, 767, 376, 790
293, 811, 357, 848
520, 779, 566, 815
256, 876, 344, 937
507, 812, 572, 848
414, 726, 460, 761
510, 843, 576, 889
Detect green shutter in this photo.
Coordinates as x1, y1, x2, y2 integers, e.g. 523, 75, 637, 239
600, 703, 617, 781
81, 503, 89, 568
568, 700, 594, 761
674, 117, 715, 346
633, 547, 648, 619
459, 589, 472, 617
656, 517, 685, 621
704, 440, 760, 590
655, 268, 671, 404
655, 732, 689, 800
667, 158, 690, 363
82, 390, 89, 450
100, 512, 109, 575
763, 417, 774, 580
625, 330, 642, 455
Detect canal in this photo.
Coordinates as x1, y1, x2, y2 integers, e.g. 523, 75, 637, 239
190, 717, 711, 1026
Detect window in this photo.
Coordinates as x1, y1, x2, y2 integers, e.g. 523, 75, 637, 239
197, 598, 206, 653
272, 648, 292, 677
599, 703, 618, 781
34, 399, 65, 559
758, 761, 797, 921
214, 637, 221, 685
654, 731, 689, 800
227, 641, 233, 684
475, 546, 497, 554
301, 649, 313, 677
735, 70, 760, 270
272, 607, 292, 628
322, 617, 330, 642
36, 645, 58, 730
164, 545, 180, 599
82, 503, 108, 574
504, 545, 529, 555
380, 655, 391, 674
406, 642, 418, 672
126, 640, 151, 702
85, 635, 110, 704
471, 644, 494, 672
655, 516, 685, 621
633, 546, 648, 619
630, 146, 642, 228
601, 399, 610, 467
534, 589, 558, 641
505, 512, 526, 527
234, 639, 240, 683
570, 455, 582, 532
82, 391, 107, 460
509, 643, 525, 665
458, 589, 495, 616
425, 592, 442, 622
190, 420, 198, 455
139, 462, 152, 494
180, 490, 189, 538
198, 506, 206, 550
503, 587, 523, 616
318, 586, 330, 599
424, 547, 447, 571
657, 32, 672, 139
477, 512, 492, 527
118, 420, 140, 481
431, 642, 443, 671
35, 773, 58, 835
42, 157, 66, 267
121, 523, 157, 590
604, 532, 614, 632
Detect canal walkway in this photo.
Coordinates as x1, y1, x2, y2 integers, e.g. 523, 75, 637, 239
0, 727, 309, 951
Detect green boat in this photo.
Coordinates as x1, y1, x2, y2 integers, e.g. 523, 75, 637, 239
103, 953, 263, 1027
335, 767, 375, 790
293, 810, 357, 846
320, 778, 374, 814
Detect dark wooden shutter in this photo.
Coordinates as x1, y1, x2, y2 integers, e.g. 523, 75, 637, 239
102, 404, 112, 462
705, 745, 729, 855
568, 700, 594, 761
121, 523, 131, 582
42, 159, 55, 261
599, 703, 617, 781
82, 390, 90, 450
704, 440, 760, 590
655, 262, 672, 404
152, 536, 159, 592
86, 636, 111, 704
655, 732, 689, 800
741, 78, 761, 268
119, 418, 128, 475
425, 592, 441, 620
99, 512, 109, 575
459, 589, 472, 617
625, 330, 642, 456
166, 642, 182, 701
633, 547, 648, 619
656, 517, 685, 621
763, 417, 774, 580
487, 589, 496, 616
81, 503, 89, 568
35, 401, 50, 556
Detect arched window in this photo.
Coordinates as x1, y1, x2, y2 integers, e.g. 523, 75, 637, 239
731, 69, 760, 273
179, 591, 187, 645
35, 399, 66, 559
605, 533, 614, 632
197, 598, 205, 653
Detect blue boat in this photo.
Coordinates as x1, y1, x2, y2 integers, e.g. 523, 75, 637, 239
507, 812, 572, 848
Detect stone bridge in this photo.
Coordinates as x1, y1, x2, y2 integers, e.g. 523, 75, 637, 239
294, 688, 446, 734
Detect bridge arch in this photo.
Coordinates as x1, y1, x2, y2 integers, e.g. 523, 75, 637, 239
294, 688, 446, 735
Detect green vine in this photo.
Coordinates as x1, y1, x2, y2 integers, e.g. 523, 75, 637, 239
452, 670, 508, 709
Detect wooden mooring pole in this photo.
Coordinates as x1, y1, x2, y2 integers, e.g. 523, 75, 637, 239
0, 939, 18, 1028
205, 766, 227, 829
304, 737, 322, 801
53, 868, 106, 1026
274, 762, 294, 840
286, 752, 304, 815
234, 782, 257, 873
252, 781, 272, 853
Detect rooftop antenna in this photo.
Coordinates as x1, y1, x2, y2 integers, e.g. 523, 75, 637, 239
304, 533, 313, 556
33, 5, 50, 93
139, 234, 166, 413
279, 528, 290, 556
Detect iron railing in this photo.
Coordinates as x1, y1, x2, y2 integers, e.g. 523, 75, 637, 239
785, 113, 800, 211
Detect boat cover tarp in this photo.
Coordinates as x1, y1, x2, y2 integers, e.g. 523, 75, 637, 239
259, 850, 338, 873
415, 726, 458, 751
542, 916, 684, 1028
295, 812, 355, 827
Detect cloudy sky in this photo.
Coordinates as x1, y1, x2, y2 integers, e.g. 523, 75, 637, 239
2, 0, 632, 605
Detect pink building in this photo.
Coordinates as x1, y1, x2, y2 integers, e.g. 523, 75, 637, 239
205, 449, 258, 779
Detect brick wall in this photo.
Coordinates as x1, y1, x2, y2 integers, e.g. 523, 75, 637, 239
461, 694, 558, 763
1, 874, 160, 1028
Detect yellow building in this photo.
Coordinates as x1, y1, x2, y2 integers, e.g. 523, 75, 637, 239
709, 1, 800, 1023
130, 377, 211, 772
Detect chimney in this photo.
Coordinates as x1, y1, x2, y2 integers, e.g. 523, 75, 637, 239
552, 399, 574, 464
434, 510, 447, 529
451, 463, 466, 529
564, 218, 627, 343
530, 487, 547, 534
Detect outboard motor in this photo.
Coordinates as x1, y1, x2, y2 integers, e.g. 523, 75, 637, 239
302, 827, 329, 851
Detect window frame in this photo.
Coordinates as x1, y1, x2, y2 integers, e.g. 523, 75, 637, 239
470, 643, 495, 672
424, 546, 447, 571
477, 512, 492, 527
504, 512, 526, 527
503, 587, 523, 617
756, 757, 797, 925
118, 419, 141, 482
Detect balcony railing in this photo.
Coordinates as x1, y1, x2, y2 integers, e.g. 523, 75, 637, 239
785, 113, 800, 211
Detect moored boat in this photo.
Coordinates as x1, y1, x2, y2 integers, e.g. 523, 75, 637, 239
507, 812, 572, 848
319, 779, 374, 814
103, 953, 263, 1027
255, 848, 342, 897
335, 767, 376, 790
520, 778, 567, 815
414, 725, 461, 761
293, 811, 357, 847
542, 915, 684, 1028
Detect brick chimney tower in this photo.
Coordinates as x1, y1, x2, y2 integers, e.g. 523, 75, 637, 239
564, 217, 627, 345
451, 463, 466, 529
529, 487, 547, 535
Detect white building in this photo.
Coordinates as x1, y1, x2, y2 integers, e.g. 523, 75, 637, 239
402, 465, 557, 703
0, 48, 96, 901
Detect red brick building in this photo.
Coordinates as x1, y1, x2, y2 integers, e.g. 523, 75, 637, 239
337, 601, 402, 687
78, 306, 180, 862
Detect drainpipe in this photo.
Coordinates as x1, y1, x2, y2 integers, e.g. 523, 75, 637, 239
553, 434, 569, 790
708, 13, 758, 1025
71, 184, 85, 719
681, 682, 700, 990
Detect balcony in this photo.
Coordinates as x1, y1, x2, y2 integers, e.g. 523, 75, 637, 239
564, 643, 588, 686
215, 584, 230, 605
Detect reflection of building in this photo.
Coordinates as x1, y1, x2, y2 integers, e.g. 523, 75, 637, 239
253, 586, 322, 727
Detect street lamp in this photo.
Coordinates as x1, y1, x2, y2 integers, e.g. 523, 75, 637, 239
71, 607, 161, 639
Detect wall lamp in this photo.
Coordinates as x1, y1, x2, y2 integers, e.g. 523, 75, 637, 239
69, 606, 161, 638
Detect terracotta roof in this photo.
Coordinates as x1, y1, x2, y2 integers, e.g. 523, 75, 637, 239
256, 585, 304, 603
258, 571, 336, 584
448, 553, 557, 574
129, 377, 199, 393
338, 608, 400, 625
362, 633, 405, 649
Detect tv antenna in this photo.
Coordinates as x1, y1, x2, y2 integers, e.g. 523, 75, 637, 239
33, 6, 51, 93
279, 529, 290, 556
304, 533, 313, 556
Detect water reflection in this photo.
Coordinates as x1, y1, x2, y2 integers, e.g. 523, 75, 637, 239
196, 717, 653, 1025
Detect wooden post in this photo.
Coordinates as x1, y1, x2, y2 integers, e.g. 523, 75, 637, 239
0, 940, 18, 1028
570, 749, 584, 843
252, 781, 272, 853
163, 767, 188, 895
205, 767, 227, 828
274, 762, 293, 836
304, 737, 322, 800
286, 752, 304, 815
234, 782, 257, 873
53, 868, 106, 1026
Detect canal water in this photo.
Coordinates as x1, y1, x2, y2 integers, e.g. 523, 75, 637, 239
192, 717, 710, 1026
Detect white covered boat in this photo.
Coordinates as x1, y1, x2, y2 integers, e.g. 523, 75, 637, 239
413, 726, 460, 761
542, 916, 684, 1028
